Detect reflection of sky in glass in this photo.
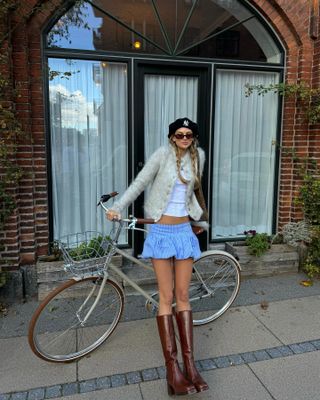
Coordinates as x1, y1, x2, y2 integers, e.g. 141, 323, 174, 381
49, 58, 104, 130
48, 3, 102, 50
47, 0, 282, 62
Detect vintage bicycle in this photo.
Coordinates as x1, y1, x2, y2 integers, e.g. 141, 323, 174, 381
28, 192, 241, 363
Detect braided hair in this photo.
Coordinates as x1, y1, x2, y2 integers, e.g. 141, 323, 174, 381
169, 137, 199, 187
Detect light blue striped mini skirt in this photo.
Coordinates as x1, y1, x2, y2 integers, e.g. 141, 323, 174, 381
141, 222, 201, 260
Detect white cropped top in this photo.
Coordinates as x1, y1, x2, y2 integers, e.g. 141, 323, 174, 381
163, 178, 188, 217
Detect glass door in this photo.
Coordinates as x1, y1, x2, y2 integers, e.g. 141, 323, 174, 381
144, 74, 198, 157
133, 61, 211, 254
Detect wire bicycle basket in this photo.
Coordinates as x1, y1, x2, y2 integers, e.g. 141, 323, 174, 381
58, 231, 114, 276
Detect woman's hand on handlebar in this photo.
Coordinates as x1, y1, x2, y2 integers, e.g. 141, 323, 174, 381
192, 226, 204, 235
106, 209, 121, 221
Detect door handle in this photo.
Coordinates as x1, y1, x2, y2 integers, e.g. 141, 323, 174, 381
136, 161, 144, 172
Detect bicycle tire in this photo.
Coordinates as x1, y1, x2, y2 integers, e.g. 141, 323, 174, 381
190, 250, 241, 325
28, 276, 124, 362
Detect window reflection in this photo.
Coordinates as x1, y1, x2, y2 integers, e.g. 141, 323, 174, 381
47, 0, 282, 62
181, 16, 268, 62
47, 1, 167, 54
177, 0, 281, 62
47, 3, 95, 49
92, 3, 166, 54
49, 58, 128, 240
154, 0, 194, 50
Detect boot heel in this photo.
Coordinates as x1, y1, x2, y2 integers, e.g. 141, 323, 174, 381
167, 383, 196, 396
167, 383, 174, 395
176, 310, 209, 394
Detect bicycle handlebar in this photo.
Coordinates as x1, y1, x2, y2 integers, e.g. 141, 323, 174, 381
97, 192, 118, 206
134, 218, 155, 225
97, 192, 155, 225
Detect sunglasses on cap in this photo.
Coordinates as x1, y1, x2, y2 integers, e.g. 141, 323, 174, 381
174, 132, 194, 140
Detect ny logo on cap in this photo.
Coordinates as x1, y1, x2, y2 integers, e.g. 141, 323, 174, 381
183, 119, 189, 126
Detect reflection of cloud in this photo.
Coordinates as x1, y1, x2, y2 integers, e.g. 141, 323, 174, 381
50, 84, 98, 129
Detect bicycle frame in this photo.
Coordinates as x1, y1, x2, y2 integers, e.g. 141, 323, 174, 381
107, 247, 237, 308
28, 194, 242, 364
76, 200, 241, 325
72, 214, 160, 324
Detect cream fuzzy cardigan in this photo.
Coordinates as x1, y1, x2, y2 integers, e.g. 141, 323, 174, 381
112, 145, 208, 228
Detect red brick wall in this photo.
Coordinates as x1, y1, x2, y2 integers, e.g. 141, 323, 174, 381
251, 0, 319, 227
0, 5, 21, 269
311, 1, 320, 171
0, 0, 319, 274
0, 0, 61, 270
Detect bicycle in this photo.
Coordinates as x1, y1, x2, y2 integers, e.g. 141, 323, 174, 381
28, 192, 241, 363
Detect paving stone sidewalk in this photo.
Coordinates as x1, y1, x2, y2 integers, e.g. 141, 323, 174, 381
1, 273, 320, 399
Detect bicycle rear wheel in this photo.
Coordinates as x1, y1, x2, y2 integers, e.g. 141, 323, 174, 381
190, 250, 241, 325
28, 277, 124, 362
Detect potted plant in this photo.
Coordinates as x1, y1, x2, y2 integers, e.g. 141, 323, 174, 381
225, 229, 299, 277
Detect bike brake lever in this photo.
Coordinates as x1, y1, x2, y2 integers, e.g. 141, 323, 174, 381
128, 215, 137, 229
97, 192, 119, 206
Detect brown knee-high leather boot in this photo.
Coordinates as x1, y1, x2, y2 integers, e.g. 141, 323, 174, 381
175, 310, 209, 393
156, 314, 197, 396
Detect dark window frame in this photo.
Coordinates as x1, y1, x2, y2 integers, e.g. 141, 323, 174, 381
42, 0, 285, 246
43, 0, 285, 64
44, 54, 133, 247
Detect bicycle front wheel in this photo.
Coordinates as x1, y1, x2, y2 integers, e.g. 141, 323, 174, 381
28, 277, 124, 362
190, 250, 241, 325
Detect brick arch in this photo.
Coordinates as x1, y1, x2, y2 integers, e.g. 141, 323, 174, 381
249, 0, 303, 48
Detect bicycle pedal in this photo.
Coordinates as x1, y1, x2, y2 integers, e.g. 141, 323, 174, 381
145, 300, 158, 314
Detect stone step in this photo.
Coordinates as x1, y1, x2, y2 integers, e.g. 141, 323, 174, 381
225, 242, 299, 277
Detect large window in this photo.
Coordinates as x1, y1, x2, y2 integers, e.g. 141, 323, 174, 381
49, 59, 128, 240
212, 69, 279, 239
45, 0, 284, 243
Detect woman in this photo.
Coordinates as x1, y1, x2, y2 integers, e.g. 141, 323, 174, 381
106, 117, 209, 396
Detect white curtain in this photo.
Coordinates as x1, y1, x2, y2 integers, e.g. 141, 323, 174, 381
49, 59, 128, 241
144, 74, 198, 158
213, 69, 279, 238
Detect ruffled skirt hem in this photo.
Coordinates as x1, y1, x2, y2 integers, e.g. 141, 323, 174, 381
141, 222, 201, 260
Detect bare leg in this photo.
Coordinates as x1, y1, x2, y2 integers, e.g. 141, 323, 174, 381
152, 258, 174, 316
154, 258, 197, 395
174, 258, 193, 312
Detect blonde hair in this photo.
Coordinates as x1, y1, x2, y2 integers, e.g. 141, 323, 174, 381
169, 136, 200, 187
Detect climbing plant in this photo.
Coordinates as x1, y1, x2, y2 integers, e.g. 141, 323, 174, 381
245, 81, 320, 124
245, 81, 320, 277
